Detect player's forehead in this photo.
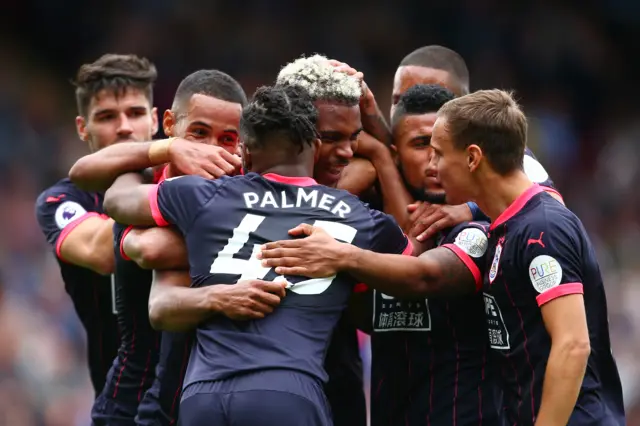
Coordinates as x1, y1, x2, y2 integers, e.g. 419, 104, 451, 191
88, 87, 151, 116
183, 93, 242, 130
394, 113, 438, 146
430, 116, 450, 151
315, 101, 362, 135
393, 66, 457, 97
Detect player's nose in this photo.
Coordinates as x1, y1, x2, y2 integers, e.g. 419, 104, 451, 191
335, 141, 354, 162
117, 114, 134, 134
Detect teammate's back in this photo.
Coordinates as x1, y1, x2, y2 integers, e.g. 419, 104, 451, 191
161, 173, 410, 389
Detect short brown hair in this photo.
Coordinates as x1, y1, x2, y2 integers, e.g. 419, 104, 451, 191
73, 53, 157, 117
438, 89, 527, 175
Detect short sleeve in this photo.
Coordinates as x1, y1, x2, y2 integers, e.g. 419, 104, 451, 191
440, 222, 489, 291
113, 223, 134, 262
35, 182, 103, 260
150, 175, 225, 232
367, 209, 412, 256
519, 220, 584, 307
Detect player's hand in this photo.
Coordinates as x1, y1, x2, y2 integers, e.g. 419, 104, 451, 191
407, 202, 473, 242
326, 59, 369, 99
211, 279, 287, 321
259, 224, 350, 277
168, 138, 242, 179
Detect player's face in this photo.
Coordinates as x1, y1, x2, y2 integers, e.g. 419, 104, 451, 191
430, 117, 474, 205
76, 88, 158, 152
393, 112, 445, 200
314, 101, 363, 187
390, 66, 460, 118
169, 94, 242, 155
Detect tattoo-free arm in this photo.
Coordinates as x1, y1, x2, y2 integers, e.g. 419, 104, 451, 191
343, 245, 477, 299
148, 270, 217, 332
69, 141, 170, 191
535, 294, 590, 425
103, 173, 157, 226
123, 227, 188, 270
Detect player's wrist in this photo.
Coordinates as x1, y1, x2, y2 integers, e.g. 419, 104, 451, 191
205, 285, 226, 314
341, 244, 364, 272
148, 138, 177, 165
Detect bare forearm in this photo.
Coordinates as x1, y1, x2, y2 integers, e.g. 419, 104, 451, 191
342, 246, 472, 298
103, 173, 156, 226
360, 93, 392, 146
536, 342, 589, 425
149, 283, 218, 332
371, 148, 414, 230
69, 141, 168, 191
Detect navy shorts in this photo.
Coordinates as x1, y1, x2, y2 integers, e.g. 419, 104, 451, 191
179, 370, 332, 426
91, 393, 138, 426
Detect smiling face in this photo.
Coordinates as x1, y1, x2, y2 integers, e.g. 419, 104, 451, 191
164, 93, 242, 155
76, 87, 158, 152
314, 101, 363, 187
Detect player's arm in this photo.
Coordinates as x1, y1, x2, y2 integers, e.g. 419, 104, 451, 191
525, 226, 589, 425
103, 173, 158, 226
260, 223, 482, 299
355, 132, 415, 230
35, 188, 115, 275
148, 271, 288, 332
337, 157, 378, 197
121, 227, 188, 270
69, 138, 241, 191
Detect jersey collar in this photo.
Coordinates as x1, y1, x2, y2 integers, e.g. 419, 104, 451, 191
490, 184, 544, 231
262, 173, 317, 187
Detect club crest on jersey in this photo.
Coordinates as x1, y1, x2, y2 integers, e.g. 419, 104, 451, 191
54, 201, 87, 229
489, 242, 503, 284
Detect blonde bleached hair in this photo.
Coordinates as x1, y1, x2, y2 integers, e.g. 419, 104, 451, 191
276, 54, 362, 106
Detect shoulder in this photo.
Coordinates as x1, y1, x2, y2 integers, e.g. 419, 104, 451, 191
443, 221, 490, 258
519, 194, 581, 237
36, 178, 87, 205
35, 179, 95, 217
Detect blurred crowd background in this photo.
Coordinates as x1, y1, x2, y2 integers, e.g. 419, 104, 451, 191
0, 1, 639, 424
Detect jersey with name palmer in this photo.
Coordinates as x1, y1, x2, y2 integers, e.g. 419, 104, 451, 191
93, 223, 159, 423
35, 178, 119, 396
371, 221, 501, 426
148, 172, 411, 389
484, 184, 625, 425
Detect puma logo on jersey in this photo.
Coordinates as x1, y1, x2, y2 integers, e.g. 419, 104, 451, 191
46, 194, 66, 203
527, 232, 545, 248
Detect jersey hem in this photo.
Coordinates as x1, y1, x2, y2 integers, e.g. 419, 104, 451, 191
441, 243, 482, 291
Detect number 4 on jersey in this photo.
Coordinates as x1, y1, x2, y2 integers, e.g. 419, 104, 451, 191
209, 213, 357, 295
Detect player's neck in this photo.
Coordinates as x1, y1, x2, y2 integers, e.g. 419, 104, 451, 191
254, 164, 314, 179
475, 170, 533, 223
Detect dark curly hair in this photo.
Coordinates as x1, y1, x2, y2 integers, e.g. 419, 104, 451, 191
391, 84, 455, 130
240, 85, 319, 154
73, 53, 157, 117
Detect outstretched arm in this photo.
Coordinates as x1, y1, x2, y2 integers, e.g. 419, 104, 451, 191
70, 138, 241, 191
260, 224, 479, 299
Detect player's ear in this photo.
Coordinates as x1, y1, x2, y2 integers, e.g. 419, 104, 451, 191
467, 144, 482, 173
163, 109, 175, 137
150, 107, 159, 137
76, 116, 89, 143
312, 138, 322, 164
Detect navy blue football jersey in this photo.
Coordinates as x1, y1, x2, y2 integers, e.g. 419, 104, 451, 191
484, 184, 625, 425
370, 221, 501, 426
137, 331, 193, 426
147, 172, 411, 390
35, 178, 119, 396
93, 223, 160, 424
523, 147, 555, 190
